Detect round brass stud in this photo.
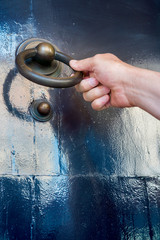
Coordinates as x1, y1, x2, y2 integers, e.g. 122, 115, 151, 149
29, 100, 53, 122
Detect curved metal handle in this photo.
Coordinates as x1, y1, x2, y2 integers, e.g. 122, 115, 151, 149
15, 42, 83, 88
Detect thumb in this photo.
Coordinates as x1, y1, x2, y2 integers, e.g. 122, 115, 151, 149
70, 58, 93, 72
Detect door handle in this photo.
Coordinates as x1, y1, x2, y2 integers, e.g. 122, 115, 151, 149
16, 41, 83, 88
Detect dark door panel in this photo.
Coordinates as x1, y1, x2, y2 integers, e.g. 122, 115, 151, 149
0, 0, 160, 239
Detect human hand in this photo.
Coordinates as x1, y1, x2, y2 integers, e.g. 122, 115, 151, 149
70, 54, 135, 111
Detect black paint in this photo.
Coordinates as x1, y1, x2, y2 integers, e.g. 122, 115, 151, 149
3, 68, 32, 122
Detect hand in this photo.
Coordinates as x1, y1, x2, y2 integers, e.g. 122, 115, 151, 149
70, 54, 134, 111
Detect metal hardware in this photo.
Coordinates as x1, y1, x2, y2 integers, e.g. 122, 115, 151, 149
37, 102, 51, 116
16, 38, 83, 88
29, 100, 53, 122
15, 38, 62, 77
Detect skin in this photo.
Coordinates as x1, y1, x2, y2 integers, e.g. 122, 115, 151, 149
70, 54, 160, 120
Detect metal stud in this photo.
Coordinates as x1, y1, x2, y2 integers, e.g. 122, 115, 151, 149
29, 100, 53, 122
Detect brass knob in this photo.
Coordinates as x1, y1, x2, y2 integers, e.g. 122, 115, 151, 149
37, 102, 51, 116
15, 39, 83, 88
35, 43, 55, 65
29, 100, 53, 122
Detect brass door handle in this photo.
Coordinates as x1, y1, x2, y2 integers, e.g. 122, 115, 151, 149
15, 42, 83, 88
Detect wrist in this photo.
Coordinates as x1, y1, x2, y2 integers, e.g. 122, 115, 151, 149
124, 64, 160, 119
119, 63, 139, 107
124, 65, 143, 107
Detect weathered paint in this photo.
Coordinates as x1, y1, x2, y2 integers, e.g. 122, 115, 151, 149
0, 0, 160, 239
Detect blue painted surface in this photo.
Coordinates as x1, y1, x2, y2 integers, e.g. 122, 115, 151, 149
0, 0, 160, 239
0, 176, 160, 239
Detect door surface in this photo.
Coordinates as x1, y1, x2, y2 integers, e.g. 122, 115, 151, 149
0, 0, 160, 239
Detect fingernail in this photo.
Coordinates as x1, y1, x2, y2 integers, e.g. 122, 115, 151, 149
88, 77, 98, 87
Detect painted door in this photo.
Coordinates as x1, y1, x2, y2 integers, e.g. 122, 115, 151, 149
0, 0, 160, 239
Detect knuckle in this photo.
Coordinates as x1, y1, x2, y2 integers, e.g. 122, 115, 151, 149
95, 86, 107, 96
94, 54, 101, 58
106, 53, 119, 61
94, 87, 101, 97
106, 53, 115, 58
93, 54, 101, 62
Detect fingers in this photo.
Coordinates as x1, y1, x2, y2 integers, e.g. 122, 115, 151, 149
83, 85, 110, 102
75, 77, 99, 92
75, 77, 111, 111
70, 56, 111, 111
70, 58, 93, 72
91, 95, 110, 111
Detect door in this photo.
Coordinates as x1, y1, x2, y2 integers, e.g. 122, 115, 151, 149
0, 0, 160, 239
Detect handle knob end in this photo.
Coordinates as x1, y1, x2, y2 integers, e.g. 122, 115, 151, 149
35, 43, 55, 65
